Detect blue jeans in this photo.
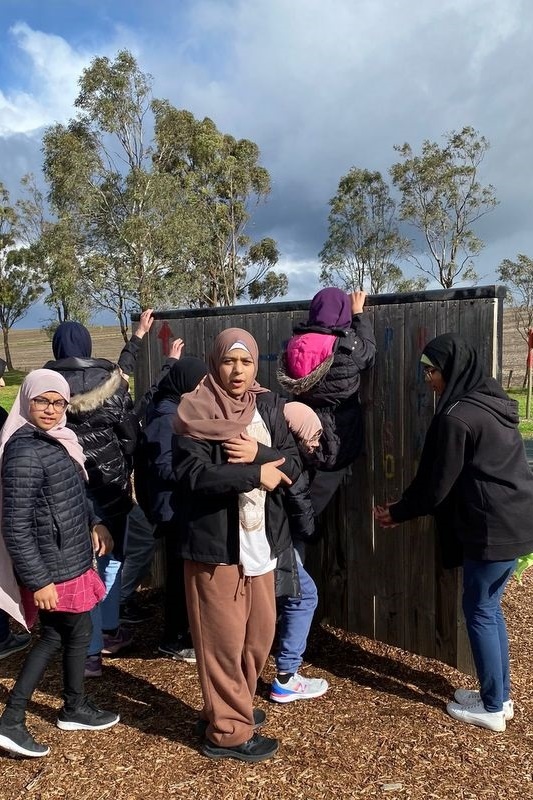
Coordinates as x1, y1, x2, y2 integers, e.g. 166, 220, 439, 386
275, 552, 318, 674
88, 555, 123, 656
462, 558, 516, 712
0, 610, 10, 643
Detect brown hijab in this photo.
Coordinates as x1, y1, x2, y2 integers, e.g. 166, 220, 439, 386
176, 328, 268, 440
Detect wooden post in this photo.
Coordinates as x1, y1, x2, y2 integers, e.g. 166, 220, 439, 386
527, 330, 533, 420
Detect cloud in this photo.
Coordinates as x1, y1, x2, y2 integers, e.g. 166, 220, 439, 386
0, 21, 138, 137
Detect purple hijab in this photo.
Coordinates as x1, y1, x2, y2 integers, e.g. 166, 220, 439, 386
308, 288, 351, 328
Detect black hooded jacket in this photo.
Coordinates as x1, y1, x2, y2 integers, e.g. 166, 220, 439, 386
391, 364, 533, 562
277, 313, 376, 470
43, 349, 139, 519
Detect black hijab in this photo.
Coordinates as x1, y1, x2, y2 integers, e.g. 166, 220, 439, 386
422, 333, 488, 413
153, 357, 208, 405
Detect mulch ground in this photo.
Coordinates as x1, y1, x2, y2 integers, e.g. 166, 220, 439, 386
1, 572, 532, 800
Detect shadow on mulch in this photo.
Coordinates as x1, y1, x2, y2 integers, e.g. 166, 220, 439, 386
260, 622, 456, 713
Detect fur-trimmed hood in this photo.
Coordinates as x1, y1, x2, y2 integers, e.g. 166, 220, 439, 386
277, 351, 334, 396
43, 357, 126, 413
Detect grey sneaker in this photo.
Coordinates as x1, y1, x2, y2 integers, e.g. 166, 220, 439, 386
453, 688, 514, 720
0, 632, 31, 661
446, 699, 506, 732
158, 640, 196, 663
0, 719, 49, 757
57, 698, 120, 731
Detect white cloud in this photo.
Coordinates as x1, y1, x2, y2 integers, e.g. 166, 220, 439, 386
0, 22, 138, 137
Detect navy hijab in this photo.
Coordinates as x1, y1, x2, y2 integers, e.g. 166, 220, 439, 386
52, 322, 92, 359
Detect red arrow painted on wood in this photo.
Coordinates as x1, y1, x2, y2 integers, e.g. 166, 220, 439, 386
157, 321, 173, 356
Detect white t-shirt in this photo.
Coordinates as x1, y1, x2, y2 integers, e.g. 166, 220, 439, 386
239, 409, 277, 576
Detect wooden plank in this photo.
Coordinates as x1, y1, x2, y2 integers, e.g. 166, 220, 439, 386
372, 301, 406, 648
345, 304, 376, 637
401, 301, 437, 658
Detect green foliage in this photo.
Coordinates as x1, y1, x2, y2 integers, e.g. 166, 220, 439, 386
0, 183, 44, 369
515, 553, 533, 583
390, 126, 498, 288
498, 254, 533, 344
319, 167, 415, 294
152, 101, 285, 306
39, 51, 284, 331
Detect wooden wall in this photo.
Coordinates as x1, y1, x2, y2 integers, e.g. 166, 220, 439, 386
134, 285, 504, 673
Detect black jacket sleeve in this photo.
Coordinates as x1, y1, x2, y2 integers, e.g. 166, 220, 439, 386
173, 436, 262, 495
284, 471, 316, 541
390, 416, 468, 522
117, 335, 142, 377
350, 313, 376, 372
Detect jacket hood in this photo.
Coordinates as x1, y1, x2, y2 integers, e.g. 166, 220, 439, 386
450, 380, 519, 429
277, 350, 334, 395
43, 358, 124, 413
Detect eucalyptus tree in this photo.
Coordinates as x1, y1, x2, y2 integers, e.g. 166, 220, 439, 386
0, 182, 44, 368
390, 126, 497, 288
319, 167, 414, 294
152, 103, 287, 306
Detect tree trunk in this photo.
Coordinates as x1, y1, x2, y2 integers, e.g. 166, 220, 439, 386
2, 326, 14, 371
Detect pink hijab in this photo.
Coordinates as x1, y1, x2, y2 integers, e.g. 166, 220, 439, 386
176, 328, 268, 441
283, 402, 322, 443
0, 369, 86, 628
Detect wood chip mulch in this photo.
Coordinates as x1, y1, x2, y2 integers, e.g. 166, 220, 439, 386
1, 572, 532, 800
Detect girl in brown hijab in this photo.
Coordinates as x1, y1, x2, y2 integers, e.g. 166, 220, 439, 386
174, 328, 301, 763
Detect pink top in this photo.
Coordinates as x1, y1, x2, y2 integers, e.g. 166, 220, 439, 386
286, 332, 337, 378
21, 569, 106, 629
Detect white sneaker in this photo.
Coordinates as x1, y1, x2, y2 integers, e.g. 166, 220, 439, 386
453, 688, 514, 720
270, 672, 329, 703
446, 699, 506, 732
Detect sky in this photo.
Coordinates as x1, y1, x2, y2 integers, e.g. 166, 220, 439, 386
0, 0, 532, 328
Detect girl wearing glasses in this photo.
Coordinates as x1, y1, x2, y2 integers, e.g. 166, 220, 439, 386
374, 334, 533, 734
0, 370, 119, 758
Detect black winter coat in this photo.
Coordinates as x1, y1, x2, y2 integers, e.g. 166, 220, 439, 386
139, 396, 180, 525
277, 313, 376, 470
44, 345, 139, 520
173, 392, 301, 565
390, 381, 533, 563
1, 425, 96, 592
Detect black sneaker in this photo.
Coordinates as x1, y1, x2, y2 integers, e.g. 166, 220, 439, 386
194, 708, 267, 738
119, 598, 152, 625
57, 698, 120, 731
0, 719, 49, 757
202, 732, 279, 762
0, 632, 32, 660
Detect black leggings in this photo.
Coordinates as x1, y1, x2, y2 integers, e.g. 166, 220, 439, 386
2, 610, 92, 724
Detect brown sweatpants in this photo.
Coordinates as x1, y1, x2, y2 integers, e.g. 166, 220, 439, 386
184, 560, 276, 746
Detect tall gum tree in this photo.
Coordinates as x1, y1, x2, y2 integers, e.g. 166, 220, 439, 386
319, 167, 418, 294
390, 126, 498, 288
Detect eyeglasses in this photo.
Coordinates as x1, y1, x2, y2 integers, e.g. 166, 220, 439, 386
423, 367, 439, 381
31, 396, 68, 411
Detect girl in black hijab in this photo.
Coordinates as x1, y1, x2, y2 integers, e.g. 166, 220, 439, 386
139, 356, 208, 661
374, 333, 533, 733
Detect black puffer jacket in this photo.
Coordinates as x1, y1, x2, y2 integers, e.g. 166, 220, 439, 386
1, 425, 96, 592
277, 313, 376, 470
173, 392, 301, 565
43, 355, 138, 518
